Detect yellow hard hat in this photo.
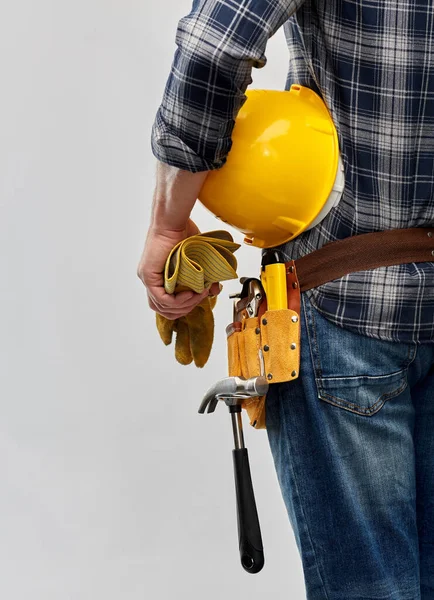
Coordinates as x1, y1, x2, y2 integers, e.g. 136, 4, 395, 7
198, 85, 345, 249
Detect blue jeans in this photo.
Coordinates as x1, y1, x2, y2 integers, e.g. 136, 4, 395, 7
266, 293, 434, 600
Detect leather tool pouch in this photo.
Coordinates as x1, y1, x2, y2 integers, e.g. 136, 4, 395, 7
226, 261, 301, 430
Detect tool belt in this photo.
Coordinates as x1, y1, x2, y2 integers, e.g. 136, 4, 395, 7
226, 227, 434, 429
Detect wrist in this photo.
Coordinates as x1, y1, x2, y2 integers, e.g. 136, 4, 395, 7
147, 218, 200, 243
148, 223, 187, 240
150, 207, 189, 234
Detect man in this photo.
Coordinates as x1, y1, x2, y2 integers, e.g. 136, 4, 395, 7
138, 1, 434, 597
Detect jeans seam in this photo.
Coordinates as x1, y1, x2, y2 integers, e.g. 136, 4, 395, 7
319, 369, 406, 382
302, 293, 323, 381
406, 342, 418, 370
277, 382, 331, 600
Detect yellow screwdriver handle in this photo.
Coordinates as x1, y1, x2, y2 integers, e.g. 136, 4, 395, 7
261, 263, 287, 311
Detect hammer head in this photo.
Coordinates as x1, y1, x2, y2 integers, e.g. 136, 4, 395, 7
198, 376, 269, 415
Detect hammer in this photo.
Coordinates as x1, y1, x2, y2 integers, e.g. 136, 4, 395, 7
198, 376, 269, 573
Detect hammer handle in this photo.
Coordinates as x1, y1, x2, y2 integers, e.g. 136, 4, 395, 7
232, 448, 264, 574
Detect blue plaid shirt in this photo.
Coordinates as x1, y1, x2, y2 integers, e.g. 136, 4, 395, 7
151, 0, 434, 343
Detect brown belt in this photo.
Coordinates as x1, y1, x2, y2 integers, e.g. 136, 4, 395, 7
280, 227, 434, 317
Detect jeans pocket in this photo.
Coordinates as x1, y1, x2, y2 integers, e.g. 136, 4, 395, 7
302, 292, 413, 417
316, 370, 407, 416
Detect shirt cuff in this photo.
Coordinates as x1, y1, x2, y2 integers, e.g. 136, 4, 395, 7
151, 108, 236, 173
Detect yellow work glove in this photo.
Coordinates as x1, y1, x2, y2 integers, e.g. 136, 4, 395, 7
156, 295, 218, 367
156, 230, 240, 367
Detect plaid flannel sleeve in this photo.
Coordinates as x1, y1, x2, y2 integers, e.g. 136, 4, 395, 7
151, 0, 305, 173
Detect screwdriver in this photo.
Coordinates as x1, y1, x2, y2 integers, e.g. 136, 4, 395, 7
260, 250, 288, 311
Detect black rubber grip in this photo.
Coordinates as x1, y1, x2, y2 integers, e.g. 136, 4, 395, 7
232, 448, 265, 574
261, 249, 284, 266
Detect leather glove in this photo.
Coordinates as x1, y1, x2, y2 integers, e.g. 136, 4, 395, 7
155, 230, 240, 367
156, 295, 217, 367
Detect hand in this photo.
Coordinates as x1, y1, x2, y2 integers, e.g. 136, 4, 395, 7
137, 219, 221, 320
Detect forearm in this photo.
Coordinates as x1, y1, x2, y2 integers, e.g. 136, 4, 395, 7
150, 161, 208, 232
139, 161, 218, 318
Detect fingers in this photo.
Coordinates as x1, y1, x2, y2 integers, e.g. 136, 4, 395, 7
209, 282, 222, 296
151, 287, 207, 309
148, 288, 210, 320
145, 280, 223, 321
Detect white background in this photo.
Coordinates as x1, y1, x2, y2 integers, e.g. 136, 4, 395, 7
0, 1, 305, 598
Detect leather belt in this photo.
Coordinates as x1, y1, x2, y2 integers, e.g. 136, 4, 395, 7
280, 227, 434, 318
